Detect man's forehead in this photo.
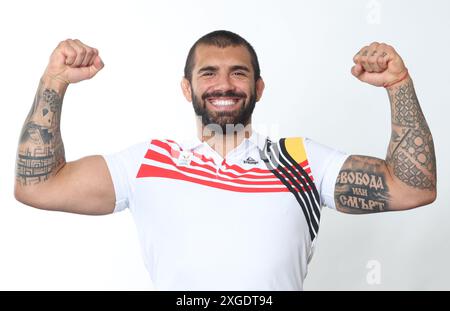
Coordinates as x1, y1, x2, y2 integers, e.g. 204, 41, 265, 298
194, 44, 252, 69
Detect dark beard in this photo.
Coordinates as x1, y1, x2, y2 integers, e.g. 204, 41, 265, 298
192, 88, 256, 134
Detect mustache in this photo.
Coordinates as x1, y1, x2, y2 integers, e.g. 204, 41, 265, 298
202, 90, 247, 101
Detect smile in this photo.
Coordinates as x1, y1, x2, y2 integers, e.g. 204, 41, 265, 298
207, 97, 243, 107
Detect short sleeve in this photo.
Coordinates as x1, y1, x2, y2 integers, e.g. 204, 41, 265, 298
102, 142, 149, 213
303, 137, 349, 210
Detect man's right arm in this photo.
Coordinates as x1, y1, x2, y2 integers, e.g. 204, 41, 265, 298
14, 39, 115, 215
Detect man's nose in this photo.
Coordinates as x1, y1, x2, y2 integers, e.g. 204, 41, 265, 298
213, 73, 234, 92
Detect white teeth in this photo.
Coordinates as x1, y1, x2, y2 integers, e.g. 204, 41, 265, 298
210, 100, 236, 106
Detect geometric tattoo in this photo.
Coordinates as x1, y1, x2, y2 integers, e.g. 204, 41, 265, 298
386, 80, 436, 190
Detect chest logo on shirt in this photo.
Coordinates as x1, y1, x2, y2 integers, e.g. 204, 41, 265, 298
243, 156, 259, 165
177, 151, 193, 166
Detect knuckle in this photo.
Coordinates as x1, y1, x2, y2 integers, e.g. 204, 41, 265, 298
67, 51, 76, 58
58, 40, 71, 49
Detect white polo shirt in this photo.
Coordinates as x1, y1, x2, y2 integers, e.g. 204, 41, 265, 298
103, 131, 348, 290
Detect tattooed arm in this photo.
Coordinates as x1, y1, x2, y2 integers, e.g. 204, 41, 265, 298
14, 39, 114, 215
334, 42, 436, 214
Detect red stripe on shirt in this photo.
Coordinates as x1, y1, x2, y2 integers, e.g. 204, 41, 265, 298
142, 149, 311, 189
143, 140, 315, 189
136, 164, 290, 193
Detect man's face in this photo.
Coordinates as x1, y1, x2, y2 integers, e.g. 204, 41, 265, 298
182, 44, 264, 133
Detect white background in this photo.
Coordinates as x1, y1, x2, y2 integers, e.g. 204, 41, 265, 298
0, 0, 449, 290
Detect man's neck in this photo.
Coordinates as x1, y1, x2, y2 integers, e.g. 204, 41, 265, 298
197, 123, 253, 158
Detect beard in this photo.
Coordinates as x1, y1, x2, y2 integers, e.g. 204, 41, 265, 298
191, 88, 257, 134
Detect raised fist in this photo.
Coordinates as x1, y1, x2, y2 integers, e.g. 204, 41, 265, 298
44, 39, 104, 84
352, 42, 408, 87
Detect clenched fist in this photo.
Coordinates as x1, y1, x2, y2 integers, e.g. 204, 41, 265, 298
44, 39, 104, 84
352, 42, 409, 87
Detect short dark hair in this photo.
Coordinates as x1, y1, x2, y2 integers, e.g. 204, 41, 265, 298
184, 30, 261, 83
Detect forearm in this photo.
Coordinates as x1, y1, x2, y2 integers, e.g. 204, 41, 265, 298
385, 76, 437, 195
16, 75, 68, 187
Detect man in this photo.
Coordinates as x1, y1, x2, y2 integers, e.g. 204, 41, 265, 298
15, 30, 436, 290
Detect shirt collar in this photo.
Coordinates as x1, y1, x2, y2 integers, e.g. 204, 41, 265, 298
181, 130, 267, 152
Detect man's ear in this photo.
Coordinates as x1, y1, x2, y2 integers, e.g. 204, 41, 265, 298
255, 77, 265, 102
181, 77, 192, 102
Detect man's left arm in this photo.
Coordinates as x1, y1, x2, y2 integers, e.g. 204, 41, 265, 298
334, 42, 436, 214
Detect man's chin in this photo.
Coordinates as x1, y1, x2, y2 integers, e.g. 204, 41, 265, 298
192, 95, 256, 134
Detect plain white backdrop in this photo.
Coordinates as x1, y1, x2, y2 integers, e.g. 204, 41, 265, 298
0, 0, 449, 290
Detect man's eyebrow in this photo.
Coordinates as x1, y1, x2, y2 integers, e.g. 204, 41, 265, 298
230, 65, 250, 72
197, 66, 218, 74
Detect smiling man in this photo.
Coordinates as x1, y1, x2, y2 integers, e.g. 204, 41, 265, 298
14, 30, 436, 290
181, 34, 265, 158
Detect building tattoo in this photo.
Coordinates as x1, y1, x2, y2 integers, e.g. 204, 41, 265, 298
16, 79, 66, 186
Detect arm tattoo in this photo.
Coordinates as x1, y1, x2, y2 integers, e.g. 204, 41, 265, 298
16, 78, 66, 186
334, 79, 435, 213
335, 155, 390, 214
386, 80, 436, 190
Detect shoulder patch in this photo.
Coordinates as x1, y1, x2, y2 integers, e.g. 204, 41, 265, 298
283, 137, 307, 164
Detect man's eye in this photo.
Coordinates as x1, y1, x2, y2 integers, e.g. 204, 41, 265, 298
202, 72, 214, 76
233, 72, 246, 76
